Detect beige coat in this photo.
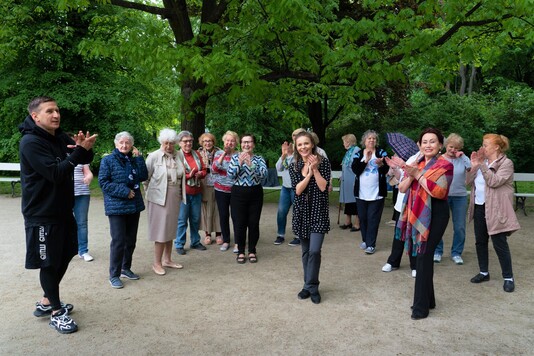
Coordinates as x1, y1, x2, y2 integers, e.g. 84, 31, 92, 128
144, 149, 186, 206
466, 155, 520, 236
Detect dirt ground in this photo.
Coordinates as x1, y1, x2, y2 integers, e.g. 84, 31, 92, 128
0, 194, 533, 355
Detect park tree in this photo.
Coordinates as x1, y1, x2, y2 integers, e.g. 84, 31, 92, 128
0, 0, 179, 164
57, 0, 534, 144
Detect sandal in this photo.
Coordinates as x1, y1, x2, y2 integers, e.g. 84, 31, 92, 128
204, 235, 212, 245
236, 254, 246, 264
215, 235, 223, 245
248, 253, 257, 263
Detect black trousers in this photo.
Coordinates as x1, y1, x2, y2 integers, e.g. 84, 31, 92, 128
215, 190, 232, 244
230, 185, 263, 254
412, 198, 449, 318
356, 198, 384, 248
386, 216, 416, 270
473, 204, 513, 278
108, 213, 140, 278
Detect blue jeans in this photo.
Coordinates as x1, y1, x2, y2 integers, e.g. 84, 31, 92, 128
277, 186, 295, 237
73, 194, 90, 255
175, 193, 202, 249
436, 195, 467, 257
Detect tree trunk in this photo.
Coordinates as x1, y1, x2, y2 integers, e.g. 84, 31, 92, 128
468, 65, 477, 95
459, 62, 466, 96
180, 80, 208, 140
307, 100, 326, 146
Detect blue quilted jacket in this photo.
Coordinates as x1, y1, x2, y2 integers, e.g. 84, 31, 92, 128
98, 148, 148, 216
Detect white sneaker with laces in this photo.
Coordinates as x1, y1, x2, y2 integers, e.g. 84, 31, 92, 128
452, 255, 464, 265
382, 263, 392, 272
359, 242, 367, 250
80, 253, 94, 262
433, 254, 442, 263
411, 270, 417, 278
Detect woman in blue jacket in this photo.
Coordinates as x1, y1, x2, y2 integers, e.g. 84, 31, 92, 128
99, 132, 148, 289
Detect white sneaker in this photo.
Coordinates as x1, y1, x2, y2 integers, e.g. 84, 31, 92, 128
452, 255, 464, 265
359, 242, 367, 250
411, 270, 417, 278
232, 245, 239, 253
385, 220, 396, 226
80, 253, 94, 262
433, 254, 442, 263
382, 263, 392, 272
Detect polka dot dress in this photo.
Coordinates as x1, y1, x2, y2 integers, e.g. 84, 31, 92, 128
289, 157, 331, 239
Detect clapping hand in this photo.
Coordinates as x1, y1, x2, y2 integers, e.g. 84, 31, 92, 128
281, 141, 290, 156
69, 130, 98, 150
470, 147, 485, 167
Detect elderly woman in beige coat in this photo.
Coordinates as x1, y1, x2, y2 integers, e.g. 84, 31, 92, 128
144, 128, 187, 275
466, 133, 520, 293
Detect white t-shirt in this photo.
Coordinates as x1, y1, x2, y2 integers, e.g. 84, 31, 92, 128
394, 153, 420, 212
358, 153, 381, 201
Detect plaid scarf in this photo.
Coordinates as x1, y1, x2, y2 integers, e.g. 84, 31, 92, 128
395, 155, 453, 255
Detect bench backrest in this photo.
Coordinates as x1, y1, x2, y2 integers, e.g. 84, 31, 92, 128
513, 173, 534, 182
0, 163, 20, 172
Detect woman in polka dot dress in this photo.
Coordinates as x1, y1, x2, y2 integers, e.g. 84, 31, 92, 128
289, 131, 331, 304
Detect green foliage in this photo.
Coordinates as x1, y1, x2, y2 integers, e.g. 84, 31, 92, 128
0, 0, 179, 170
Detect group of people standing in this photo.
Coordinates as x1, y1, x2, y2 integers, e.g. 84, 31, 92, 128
340, 128, 520, 321
19, 95, 521, 335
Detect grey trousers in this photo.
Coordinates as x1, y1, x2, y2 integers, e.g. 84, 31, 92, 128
301, 232, 325, 294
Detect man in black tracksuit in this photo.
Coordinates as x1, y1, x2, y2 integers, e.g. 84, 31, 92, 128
19, 96, 97, 334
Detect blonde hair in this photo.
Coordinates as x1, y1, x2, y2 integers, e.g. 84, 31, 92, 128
292, 128, 306, 138
483, 133, 510, 153
198, 132, 216, 146
445, 133, 464, 149
222, 130, 239, 143
342, 134, 357, 146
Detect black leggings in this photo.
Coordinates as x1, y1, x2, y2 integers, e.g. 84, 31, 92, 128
39, 253, 71, 311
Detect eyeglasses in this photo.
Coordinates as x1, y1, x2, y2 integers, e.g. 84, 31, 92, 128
181, 139, 193, 143
241, 141, 253, 144
202, 140, 213, 143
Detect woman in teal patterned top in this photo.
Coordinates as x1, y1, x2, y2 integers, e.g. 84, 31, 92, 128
227, 134, 267, 264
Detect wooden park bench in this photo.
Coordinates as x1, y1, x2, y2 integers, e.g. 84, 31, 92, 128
514, 173, 534, 216
0, 163, 21, 197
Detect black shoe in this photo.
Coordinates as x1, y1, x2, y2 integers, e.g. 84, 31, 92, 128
503, 280, 515, 293
34, 302, 74, 317
274, 237, 285, 245
411, 313, 428, 320
470, 273, 490, 283
297, 289, 310, 300
49, 307, 78, 334
288, 238, 300, 246
339, 223, 352, 230
311, 292, 321, 304
350, 226, 361, 232
190, 244, 207, 251
176, 248, 186, 255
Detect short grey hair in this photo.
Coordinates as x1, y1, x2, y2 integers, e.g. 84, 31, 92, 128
158, 128, 178, 144
361, 130, 378, 146
177, 130, 193, 142
114, 131, 134, 145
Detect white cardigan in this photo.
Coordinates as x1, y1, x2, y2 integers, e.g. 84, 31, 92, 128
143, 149, 186, 205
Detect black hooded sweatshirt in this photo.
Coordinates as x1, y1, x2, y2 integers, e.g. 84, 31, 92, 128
18, 115, 94, 225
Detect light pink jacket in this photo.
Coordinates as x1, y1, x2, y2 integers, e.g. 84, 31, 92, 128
466, 155, 520, 236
